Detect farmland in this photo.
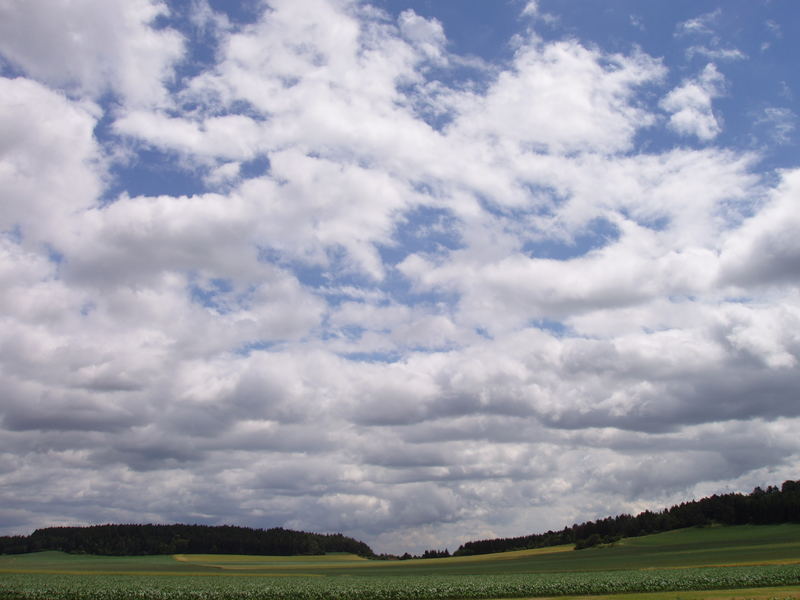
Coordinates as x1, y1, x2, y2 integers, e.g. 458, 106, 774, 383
1, 524, 799, 599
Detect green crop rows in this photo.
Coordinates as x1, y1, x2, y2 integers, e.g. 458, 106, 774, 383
2, 565, 800, 600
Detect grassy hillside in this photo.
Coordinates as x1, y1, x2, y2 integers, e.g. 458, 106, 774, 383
190, 523, 800, 576
456, 479, 800, 556
2, 523, 799, 577
1, 525, 799, 599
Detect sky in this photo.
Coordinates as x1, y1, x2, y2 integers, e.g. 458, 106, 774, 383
0, 0, 799, 555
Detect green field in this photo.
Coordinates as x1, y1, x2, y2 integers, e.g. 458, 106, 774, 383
1, 524, 799, 599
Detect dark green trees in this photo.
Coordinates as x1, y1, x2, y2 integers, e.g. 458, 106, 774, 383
0, 523, 374, 557
454, 479, 800, 556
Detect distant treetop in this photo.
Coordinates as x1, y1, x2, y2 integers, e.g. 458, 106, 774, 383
0, 523, 374, 557
455, 479, 800, 556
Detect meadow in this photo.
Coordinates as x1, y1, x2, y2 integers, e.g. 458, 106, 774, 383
1, 524, 799, 599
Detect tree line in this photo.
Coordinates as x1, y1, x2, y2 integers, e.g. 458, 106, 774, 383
372, 548, 451, 561
454, 479, 800, 556
2, 480, 797, 558
0, 523, 374, 557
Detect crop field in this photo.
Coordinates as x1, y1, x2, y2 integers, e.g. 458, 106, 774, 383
1, 524, 799, 599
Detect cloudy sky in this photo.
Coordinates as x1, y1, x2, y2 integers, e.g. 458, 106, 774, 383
1, 0, 799, 554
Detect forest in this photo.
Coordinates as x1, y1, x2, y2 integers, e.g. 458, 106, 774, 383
454, 479, 800, 555
0, 524, 373, 557
1, 479, 797, 558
